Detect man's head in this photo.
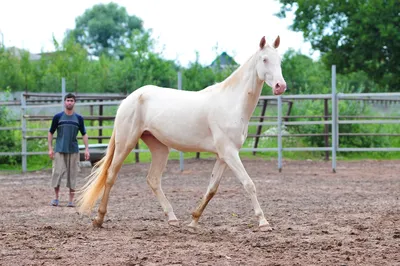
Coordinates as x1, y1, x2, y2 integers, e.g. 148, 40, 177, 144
64, 93, 76, 111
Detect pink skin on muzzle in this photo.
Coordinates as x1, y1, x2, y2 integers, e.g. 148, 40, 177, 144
273, 81, 287, 95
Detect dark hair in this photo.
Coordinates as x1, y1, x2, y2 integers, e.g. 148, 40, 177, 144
64, 93, 76, 101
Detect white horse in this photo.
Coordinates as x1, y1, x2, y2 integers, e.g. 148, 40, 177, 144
77, 36, 286, 231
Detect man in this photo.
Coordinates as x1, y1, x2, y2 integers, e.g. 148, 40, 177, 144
48, 93, 90, 207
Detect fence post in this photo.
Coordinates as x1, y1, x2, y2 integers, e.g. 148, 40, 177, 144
178, 71, 184, 171
135, 143, 140, 163
21, 93, 27, 172
61, 78, 66, 111
331, 65, 337, 173
277, 95, 283, 172
324, 99, 329, 161
99, 100, 103, 144
253, 99, 268, 155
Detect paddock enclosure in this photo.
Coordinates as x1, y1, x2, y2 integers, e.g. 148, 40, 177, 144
0, 159, 399, 265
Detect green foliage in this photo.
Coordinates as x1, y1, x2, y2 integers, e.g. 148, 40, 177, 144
72, 2, 144, 58
287, 100, 327, 148
0, 88, 20, 165
336, 71, 379, 93
25, 121, 51, 171
289, 99, 400, 160
244, 97, 400, 161
281, 49, 381, 95
183, 53, 217, 91
182, 51, 237, 91
48, 35, 89, 85
0, 46, 23, 91
337, 101, 395, 150
281, 49, 330, 94
19, 50, 35, 91
277, 0, 400, 91
119, 30, 178, 91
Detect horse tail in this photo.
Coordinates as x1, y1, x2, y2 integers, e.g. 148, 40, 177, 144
77, 130, 116, 215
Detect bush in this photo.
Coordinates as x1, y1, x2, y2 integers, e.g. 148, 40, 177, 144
287, 99, 397, 153
0, 90, 20, 165
288, 100, 327, 148
338, 101, 395, 149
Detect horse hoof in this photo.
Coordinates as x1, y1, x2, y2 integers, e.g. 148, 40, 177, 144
259, 224, 272, 232
187, 224, 198, 233
92, 219, 103, 228
168, 219, 180, 227
188, 221, 198, 229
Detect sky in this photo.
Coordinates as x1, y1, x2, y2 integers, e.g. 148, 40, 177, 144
0, 0, 319, 66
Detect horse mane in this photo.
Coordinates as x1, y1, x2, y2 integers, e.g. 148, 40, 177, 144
220, 50, 258, 92
199, 45, 265, 93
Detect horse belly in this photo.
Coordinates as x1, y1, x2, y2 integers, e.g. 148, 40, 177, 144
144, 110, 216, 152
147, 123, 215, 152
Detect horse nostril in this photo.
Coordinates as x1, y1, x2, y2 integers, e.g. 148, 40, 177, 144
278, 83, 287, 91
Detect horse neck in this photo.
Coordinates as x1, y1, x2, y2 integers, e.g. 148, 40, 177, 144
221, 54, 264, 121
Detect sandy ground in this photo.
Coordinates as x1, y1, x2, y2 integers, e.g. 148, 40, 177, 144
0, 158, 399, 265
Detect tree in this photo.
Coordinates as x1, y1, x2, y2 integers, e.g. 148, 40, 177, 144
277, 0, 400, 91
117, 30, 178, 91
281, 49, 330, 94
72, 2, 144, 58
0, 47, 22, 91
183, 52, 217, 91
47, 35, 89, 91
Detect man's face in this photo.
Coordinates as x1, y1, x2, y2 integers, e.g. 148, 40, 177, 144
64, 98, 75, 110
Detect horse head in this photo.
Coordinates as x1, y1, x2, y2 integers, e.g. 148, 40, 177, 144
256, 36, 287, 95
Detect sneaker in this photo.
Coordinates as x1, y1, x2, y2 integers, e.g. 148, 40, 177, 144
50, 199, 59, 206
67, 202, 75, 207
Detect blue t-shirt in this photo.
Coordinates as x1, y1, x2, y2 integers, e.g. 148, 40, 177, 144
49, 112, 87, 153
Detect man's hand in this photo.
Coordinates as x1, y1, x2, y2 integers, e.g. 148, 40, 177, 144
82, 134, 90, 161
85, 148, 90, 161
48, 148, 54, 160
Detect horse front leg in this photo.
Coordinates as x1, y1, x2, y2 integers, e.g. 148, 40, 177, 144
221, 148, 272, 231
189, 157, 227, 228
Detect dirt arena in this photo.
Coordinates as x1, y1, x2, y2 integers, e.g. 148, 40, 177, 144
0, 158, 399, 265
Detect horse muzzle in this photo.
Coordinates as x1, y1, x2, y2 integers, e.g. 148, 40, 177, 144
273, 82, 287, 95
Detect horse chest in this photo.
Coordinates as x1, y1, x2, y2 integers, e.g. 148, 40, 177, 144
213, 116, 249, 145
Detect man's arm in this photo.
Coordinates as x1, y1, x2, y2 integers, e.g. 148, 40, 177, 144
77, 114, 90, 161
48, 131, 54, 159
82, 134, 90, 161
48, 113, 60, 160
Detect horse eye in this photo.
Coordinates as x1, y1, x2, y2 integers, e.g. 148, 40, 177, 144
263, 58, 268, 63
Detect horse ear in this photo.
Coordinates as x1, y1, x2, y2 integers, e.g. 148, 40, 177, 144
273, 36, 280, 48
259, 36, 266, 49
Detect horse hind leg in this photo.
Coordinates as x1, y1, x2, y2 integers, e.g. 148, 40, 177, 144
141, 133, 179, 226
93, 130, 141, 227
189, 157, 227, 228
